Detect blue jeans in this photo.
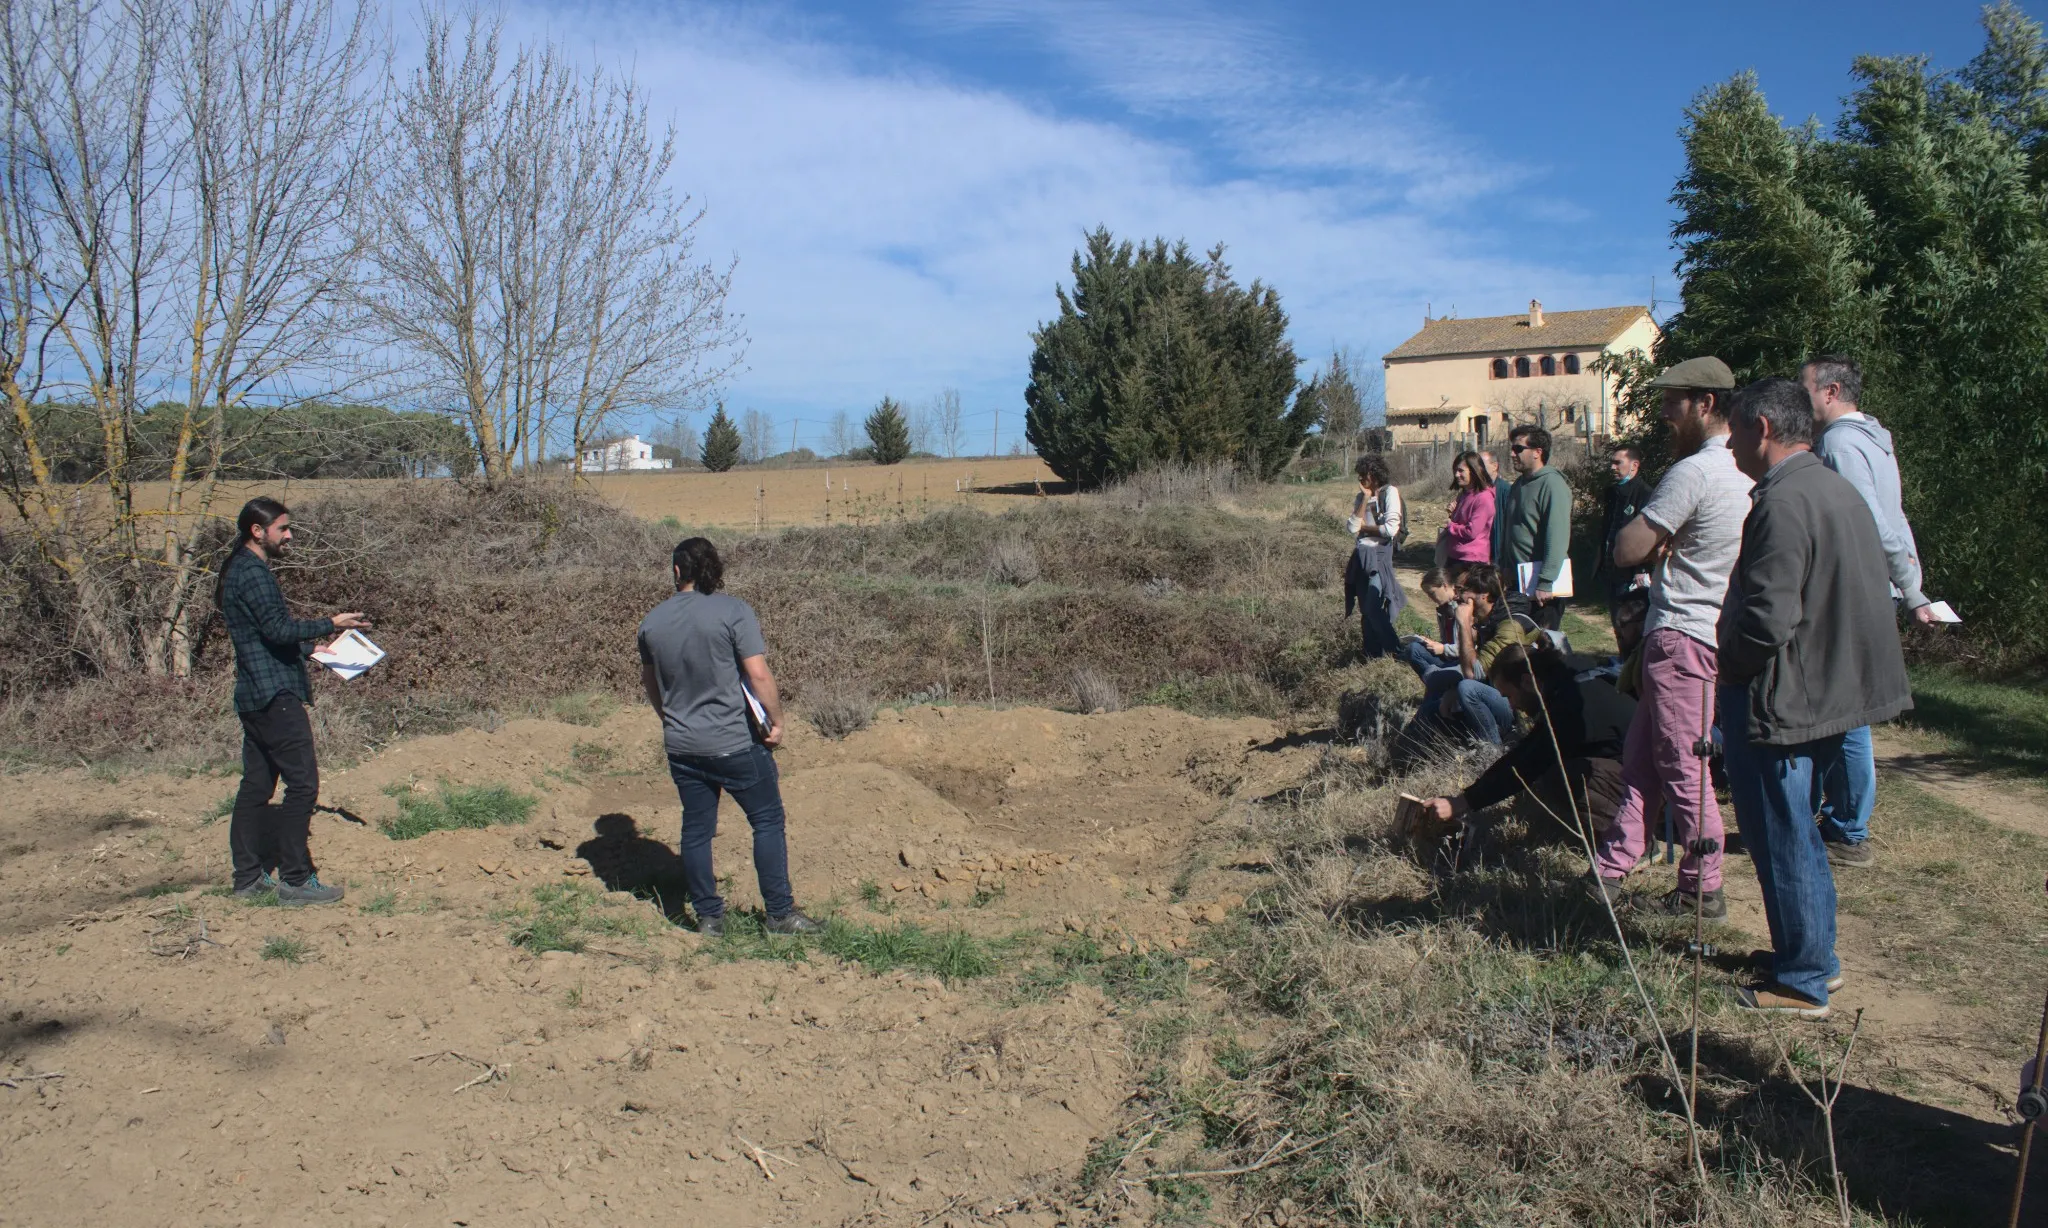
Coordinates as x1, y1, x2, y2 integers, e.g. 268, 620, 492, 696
1720, 686, 1842, 1004
667, 743, 795, 920
1400, 637, 1456, 681
1420, 667, 1515, 745
1816, 725, 1875, 845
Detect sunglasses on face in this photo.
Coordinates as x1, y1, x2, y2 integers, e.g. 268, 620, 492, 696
1509, 445, 1528, 453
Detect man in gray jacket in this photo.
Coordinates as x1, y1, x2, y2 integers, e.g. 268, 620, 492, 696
1719, 377, 1911, 1019
1802, 356, 1935, 869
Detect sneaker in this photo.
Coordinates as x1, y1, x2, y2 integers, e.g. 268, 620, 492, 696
1825, 840, 1875, 868
695, 913, 725, 938
1643, 887, 1727, 921
764, 910, 822, 935
1586, 874, 1631, 911
1744, 950, 1844, 994
276, 875, 344, 906
233, 873, 277, 899
1735, 984, 1830, 1020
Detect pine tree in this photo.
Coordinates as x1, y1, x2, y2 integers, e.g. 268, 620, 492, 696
1023, 228, 1309, 487
864, 397, 912, 465
700, 403, 741, 472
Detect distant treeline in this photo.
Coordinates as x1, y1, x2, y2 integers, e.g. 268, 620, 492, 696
25, 403, 475, 482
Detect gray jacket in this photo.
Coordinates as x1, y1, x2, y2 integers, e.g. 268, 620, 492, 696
1717, 451, 1910, 746
1814, 413, 1925, 609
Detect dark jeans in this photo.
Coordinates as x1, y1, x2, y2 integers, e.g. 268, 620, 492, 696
1419, 666, 1515, 744
1358, 575, 1403, 659
231, 693, 319, 890
667, 743, 796, 920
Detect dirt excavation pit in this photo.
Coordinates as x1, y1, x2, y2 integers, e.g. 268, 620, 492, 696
0, 704, 1324, 1225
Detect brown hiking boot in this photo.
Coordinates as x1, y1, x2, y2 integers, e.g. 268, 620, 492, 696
1825, 840, 1875, 868
1736, 984, 1830, 1020
1643, 886, 1726, 920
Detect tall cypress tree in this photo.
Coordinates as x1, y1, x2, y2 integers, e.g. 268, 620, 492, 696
1023, 229, 1311, 486
864, 397, 911, 465
700, 404, 741, 472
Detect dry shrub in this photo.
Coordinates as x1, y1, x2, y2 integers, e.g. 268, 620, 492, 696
1151, 750, 1833, 1225
1098, 461, 1243, 509
986, 537, 1040, 586
1069, 666, 1121, 714
805, 684, 873, 740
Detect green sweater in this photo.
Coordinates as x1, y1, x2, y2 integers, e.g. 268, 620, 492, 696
1503, 467, 1573, 588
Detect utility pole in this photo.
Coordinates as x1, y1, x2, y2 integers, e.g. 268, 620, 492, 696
991, 405, 998, 459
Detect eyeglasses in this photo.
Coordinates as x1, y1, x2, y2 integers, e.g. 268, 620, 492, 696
1509, 445, 1528, 453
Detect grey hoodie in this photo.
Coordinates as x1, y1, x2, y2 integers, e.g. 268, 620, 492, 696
1813, 413, 1926, 609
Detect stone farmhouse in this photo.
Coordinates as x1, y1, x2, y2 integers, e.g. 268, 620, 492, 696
1379, 301, 1658, 447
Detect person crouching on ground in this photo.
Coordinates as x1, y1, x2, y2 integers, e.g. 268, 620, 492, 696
639, 536, 820, 938
1719, 377, 1910, 1020
1343, 454, 1406, 659
1399, 567, 1462, 680
217, 497, 370, 904
1413, 639, 1637, 838
1397, 563, 1536, 750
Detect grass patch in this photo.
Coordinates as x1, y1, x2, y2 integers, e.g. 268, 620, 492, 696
202, 794, 234, 825
1900, 661, 2048, 779
569, 740, 615, 772
142, 882, 185, 898
380, 781, 538, 840
358, 888, 398, 916
498, 882, 654, 954
259, 935, 311, 964
549, 691, 619, 727
707, 913, 1002, 983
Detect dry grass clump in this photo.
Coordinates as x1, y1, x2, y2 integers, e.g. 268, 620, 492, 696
1070, 666, 1122, 714
805, 684, 874, 740
986, 537, 1040, 586
1098, 461, 1244, 509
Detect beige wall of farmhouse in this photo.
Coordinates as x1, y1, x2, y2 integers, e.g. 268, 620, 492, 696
1382, 315, 1657, 445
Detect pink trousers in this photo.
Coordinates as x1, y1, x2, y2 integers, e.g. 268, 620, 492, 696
1593, 628, 1725, 892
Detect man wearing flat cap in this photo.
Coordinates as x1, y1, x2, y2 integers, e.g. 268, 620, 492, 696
1590, 356, 1752, 918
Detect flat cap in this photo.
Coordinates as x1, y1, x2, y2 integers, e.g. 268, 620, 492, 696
1646, 356, 1736, 390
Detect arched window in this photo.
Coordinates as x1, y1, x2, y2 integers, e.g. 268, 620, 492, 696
1563, 353, 1582, 375
1539, 355, 1556, 376
1514, 356, 1531, 378
1490, 358, 1510, 380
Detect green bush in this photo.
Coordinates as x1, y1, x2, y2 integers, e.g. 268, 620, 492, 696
381, 782, 537, 840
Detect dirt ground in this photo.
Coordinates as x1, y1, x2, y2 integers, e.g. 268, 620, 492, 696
0, 703, 1321, 1226
74, 456, 1068, 535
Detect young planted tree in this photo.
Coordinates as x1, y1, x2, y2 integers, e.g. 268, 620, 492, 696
700, 404, 741, 472
865, 398, 911, 465
0, 0, 378, 677
360, 8, 740, 485
1023, 228, 1310, 486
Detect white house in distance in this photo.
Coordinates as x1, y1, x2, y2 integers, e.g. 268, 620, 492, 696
1380, 301, 1659, 447
579, 434, 672, 472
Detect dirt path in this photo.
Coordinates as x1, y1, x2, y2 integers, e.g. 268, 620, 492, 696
1872, 727, 2048, 841
0, 705, 1320, 1226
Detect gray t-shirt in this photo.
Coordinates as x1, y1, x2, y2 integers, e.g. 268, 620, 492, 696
637, 591, 768, 757
1642, 433, 1754, 647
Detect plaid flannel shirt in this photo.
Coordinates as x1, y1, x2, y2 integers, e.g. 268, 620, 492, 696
219, 547, 333, 713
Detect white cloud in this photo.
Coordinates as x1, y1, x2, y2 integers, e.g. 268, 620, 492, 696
512, 0, 1643, 446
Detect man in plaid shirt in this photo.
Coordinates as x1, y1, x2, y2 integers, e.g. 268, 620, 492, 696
217, 497, 370, 904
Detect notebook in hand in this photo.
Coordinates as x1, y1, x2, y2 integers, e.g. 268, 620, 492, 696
311, 628, 385, 681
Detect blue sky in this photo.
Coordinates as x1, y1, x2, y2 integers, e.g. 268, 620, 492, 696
511, 0, 2022, 453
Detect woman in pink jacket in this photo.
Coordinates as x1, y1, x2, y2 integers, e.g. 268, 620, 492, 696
1437, 451, 1496, 569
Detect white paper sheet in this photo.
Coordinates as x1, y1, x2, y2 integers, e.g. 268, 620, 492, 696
1515, 558, 1575, 599
1924, 600, 1962, 624
310, 628, 385, 681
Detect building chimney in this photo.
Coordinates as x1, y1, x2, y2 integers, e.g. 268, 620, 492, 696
1529, 299, 1544, 328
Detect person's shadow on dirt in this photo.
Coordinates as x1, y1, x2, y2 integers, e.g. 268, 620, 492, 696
575, 813, 690, 921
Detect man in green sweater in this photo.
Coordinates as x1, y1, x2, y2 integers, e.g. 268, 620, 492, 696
1500, 424, 1573, 631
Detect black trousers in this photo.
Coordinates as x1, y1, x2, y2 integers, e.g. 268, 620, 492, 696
1510, 592, 1567, 632
231, 693, 319, 889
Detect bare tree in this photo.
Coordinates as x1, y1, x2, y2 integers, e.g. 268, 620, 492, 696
934, 387, 963, 457
360, 7, 740, 485
909, 402, 934, 455
740, 406, 771, 463
0, 0, 378, 676
827, 408, 853, 457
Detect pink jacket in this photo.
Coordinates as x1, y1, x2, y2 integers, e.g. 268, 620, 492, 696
1441, 486, 1495, 563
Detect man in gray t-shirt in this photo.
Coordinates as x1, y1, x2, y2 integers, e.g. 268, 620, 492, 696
637, 537, 818, 938
639, 589, 769, 757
